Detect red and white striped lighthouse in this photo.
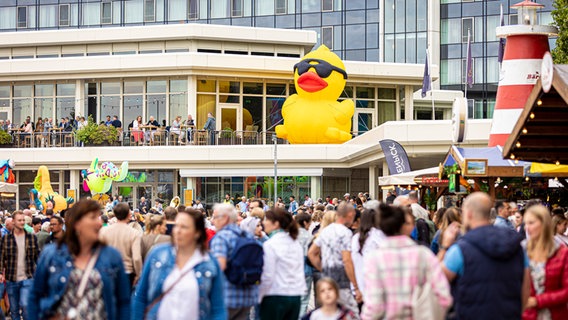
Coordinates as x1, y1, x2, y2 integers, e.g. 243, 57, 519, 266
488, 0, 558, 147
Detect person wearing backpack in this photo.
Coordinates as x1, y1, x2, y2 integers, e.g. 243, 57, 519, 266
210, 203, 262, 320
259, 208, 306, 320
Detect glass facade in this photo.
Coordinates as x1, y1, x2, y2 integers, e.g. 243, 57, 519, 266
440, 0, 555, 119
0, 0, 381, 62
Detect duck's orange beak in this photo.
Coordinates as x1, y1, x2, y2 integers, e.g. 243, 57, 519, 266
297, 72, 328, 92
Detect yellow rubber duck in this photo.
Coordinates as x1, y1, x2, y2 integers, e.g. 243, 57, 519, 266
276, 45, 354, 144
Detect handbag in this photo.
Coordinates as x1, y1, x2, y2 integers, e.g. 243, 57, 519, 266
411, 249, 446, 320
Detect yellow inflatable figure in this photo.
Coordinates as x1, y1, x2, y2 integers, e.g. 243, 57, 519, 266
276, 45, 354, 144
33, 166, 74, 213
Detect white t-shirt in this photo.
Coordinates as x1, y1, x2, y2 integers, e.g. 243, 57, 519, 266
309, 308, 341, 320
351, 227, 386, 295
314, 223, 353, 289
157, 250, 205, 320
15, 234, 27, 281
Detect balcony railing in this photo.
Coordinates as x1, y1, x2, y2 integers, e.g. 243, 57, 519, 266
0, 129, 372, 148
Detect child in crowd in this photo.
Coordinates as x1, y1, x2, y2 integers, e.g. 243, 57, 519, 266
301, 278, 357, 320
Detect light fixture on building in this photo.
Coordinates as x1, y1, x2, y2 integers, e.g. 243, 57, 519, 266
522, 128, 528, 134
516, 141, 521, 148
556, 160, 561, 166
537, 99, 542, 106
525, 176, 530, 181
529, 112, 535, 119
510, 154, 515, 160
554, 177, 559, 181
514, 159, 519, 164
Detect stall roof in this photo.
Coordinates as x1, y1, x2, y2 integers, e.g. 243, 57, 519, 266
503, 64, 568, 163
379, 167, 439, 186
444, 146, 526, 177
0, 182, 17, 194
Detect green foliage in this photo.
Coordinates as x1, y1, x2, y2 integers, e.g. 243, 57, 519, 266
76, 115, 118, 145
552, 0, 568, 63
0, 130, 12, 145
220, 127, 235, 138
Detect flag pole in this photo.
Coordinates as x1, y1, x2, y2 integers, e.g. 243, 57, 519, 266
465, 28, 470, 99
428, 48, 435, 120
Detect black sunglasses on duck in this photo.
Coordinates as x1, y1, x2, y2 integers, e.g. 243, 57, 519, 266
294, 59, 348, 79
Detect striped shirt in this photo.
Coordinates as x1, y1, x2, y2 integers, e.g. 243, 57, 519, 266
361, 235, 452, 320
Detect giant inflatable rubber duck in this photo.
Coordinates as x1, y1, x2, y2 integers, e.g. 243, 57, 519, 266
31, 166, 74, 213
276, 45, 354, 144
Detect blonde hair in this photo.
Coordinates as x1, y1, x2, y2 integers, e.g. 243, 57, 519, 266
145, 214, 165, 235
526, 205, 555, 259
552, 214, 567, 235
250, 207, 265, 220
311, 210, 324, 223
320, 210, 336, 229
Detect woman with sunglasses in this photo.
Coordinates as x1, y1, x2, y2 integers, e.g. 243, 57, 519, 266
132, 208, 226, 320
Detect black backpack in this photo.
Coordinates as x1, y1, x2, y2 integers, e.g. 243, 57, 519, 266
225, 229, 264, 286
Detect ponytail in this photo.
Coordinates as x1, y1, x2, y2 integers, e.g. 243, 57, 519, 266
265, 208, 299, 240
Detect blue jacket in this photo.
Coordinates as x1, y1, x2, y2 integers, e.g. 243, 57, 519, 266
28, 243, 131, 320
454, 225, 524, 320
131, 244, 226, 320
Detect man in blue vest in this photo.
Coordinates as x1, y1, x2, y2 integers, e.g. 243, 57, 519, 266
438, 192, 529, 319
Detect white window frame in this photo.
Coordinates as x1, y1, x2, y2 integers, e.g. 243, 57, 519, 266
322, 0, 333, 12
17, 6, 27, 28
322, 26, 334, 50
275, 0, 287, 15
232, 0, 243, 17
188, 0, 199, 20
59, 4, 70, 27
144, 0, 156, 22
101, 2, 113, 24
462, 17, 473, 43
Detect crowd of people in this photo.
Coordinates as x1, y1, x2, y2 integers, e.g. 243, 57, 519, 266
0, 190, 566, 320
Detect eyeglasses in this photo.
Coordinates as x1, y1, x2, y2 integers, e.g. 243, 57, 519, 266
293, 59, 348, 79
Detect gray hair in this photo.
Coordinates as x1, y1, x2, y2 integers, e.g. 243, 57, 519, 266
363, 200, 381, 212
41, 221, 50, 232
213, 203, 238, 222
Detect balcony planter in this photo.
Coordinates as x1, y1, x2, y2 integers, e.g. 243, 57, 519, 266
76, 116, 118, 146
0, 130, 13, 148
219, 127, 235, 145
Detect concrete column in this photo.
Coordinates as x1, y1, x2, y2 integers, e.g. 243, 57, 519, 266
404, 85, 414, 120
382, 160, 390, 201
188, 76, 197, 118
75, 79, 85, 117
69, 169, 80, 201
368, 165, 378, 200
311, 176, 322, 201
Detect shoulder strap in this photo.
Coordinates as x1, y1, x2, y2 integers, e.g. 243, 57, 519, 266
77, 247, 101, 298
144, 266, 194, 316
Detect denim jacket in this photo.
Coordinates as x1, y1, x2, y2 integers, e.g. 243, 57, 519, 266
131, 243, 226, 320
27, 243, 131, 320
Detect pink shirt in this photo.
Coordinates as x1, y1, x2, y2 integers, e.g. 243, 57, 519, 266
361, 235, 452, 320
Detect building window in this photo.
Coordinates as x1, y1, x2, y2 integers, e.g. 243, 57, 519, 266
17, 7, 27, 28
189, 0, 198, 20
322, 26, 333, 49
144, 0, 156, 22
462, 58, 474, 85
101, 2, 112, 24
462, 18, 473, 43
232, 0, 243, 17
322, 0, 333, 12
509, 14, 518, 25
59, 4, 70, 26
275, 0, 287, 14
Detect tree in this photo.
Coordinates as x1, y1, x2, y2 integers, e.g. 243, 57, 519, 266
552, 0, 568, 63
